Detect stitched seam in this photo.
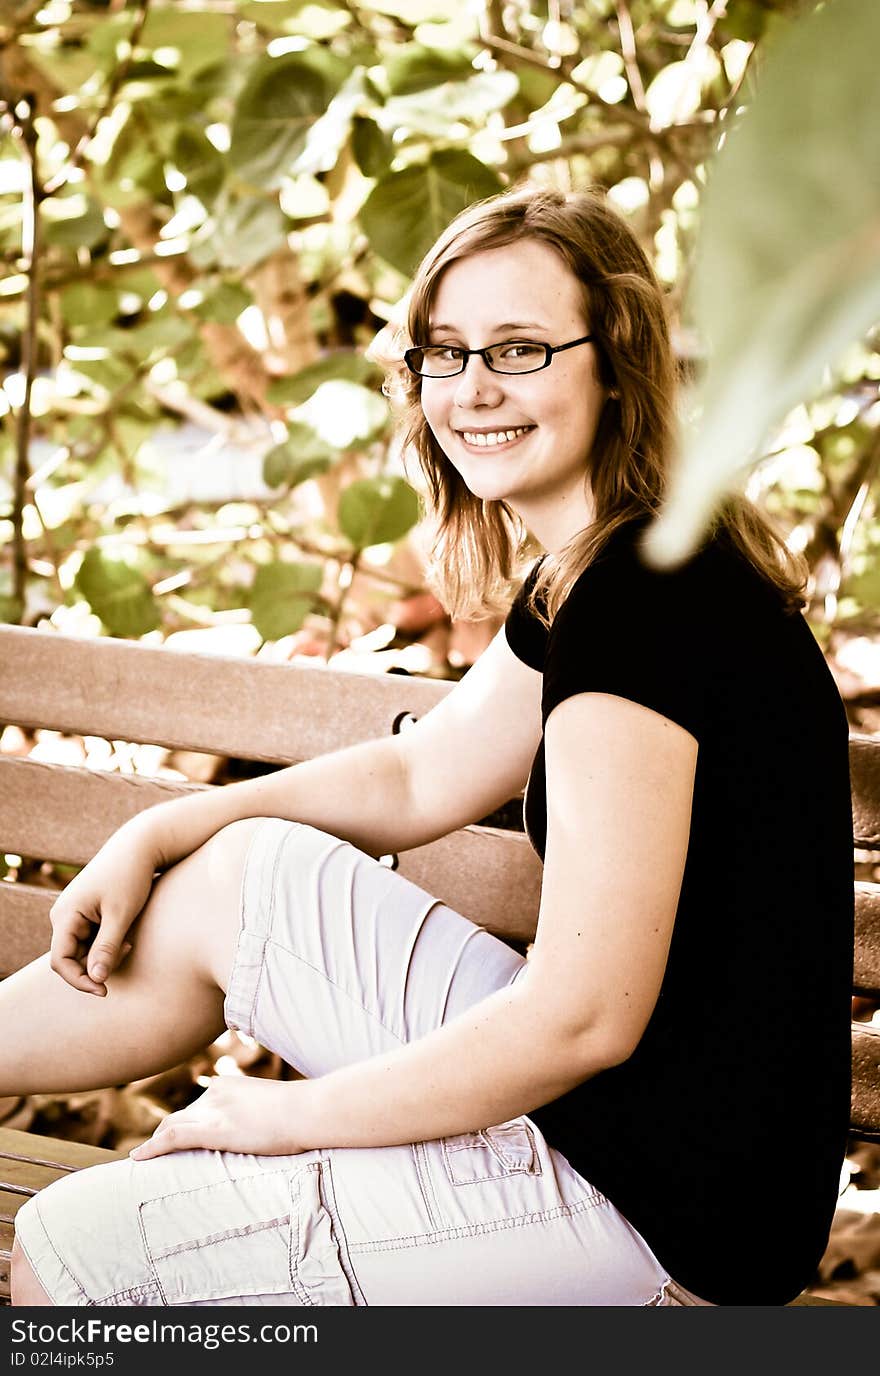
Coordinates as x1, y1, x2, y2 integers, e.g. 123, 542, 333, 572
152, 1213, 291, 1262
314, 1156, 366, 1307
245, 822, 286, 1034
19, 1199, 90, 1304
261, 939, 410, 1046
288, 1168, 314, 1306
93, 1280, 162, 1307
411, 1142, 443, 1232
348, 1191, 605, 1253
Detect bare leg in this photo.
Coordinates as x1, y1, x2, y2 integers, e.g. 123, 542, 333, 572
11, 1237, 52, 1305
0, 818, 261, 1096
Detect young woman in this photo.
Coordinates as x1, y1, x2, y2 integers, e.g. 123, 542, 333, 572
5, 186, 853, 1307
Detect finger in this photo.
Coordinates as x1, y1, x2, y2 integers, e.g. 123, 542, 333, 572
129, 1117, 208, 1161
49, 918, 107, 994
85, 912, 131, 984
53, 955, 109, 996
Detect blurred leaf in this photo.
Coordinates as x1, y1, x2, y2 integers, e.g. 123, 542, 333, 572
229, 53, 339, 188
242, 0, 352, 40
189, 281, 253, 325
369, 0, 461, 20
338, 475, 421, 548
360, 150, 503, 276
74, 550, 161, 638
267, 352, 381, 406
249, 560, 323, 640
191, 196, 288, 272
59, 282, 119, 328
646, 0, 880, 567
42, 194, 108, 251
262, 422, 336, 487
291, 69, 367, 177
351, 116, 394, 178
384, 44, 475, 96
139, 8, 233, 78
172, 129, 225, 205
376, 70, 519, 139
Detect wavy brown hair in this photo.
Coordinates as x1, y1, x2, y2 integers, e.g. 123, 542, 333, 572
380, 184, 807, 623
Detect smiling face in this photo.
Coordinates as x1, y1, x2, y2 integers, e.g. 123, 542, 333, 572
418, 238, 609, 551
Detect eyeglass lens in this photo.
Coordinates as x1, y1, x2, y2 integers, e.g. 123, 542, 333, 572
412, 342, 549, 376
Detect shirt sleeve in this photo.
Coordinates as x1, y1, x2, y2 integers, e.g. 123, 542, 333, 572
503, 560, 548, 672
542, 545, 707, 742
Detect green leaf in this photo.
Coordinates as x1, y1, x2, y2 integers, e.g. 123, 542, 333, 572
262, 422, 336, 487
191, 197, 288, 272
645, 0, 880, 568
351, 116, 394, 179
139, 9, 234, 79
241, 0, 352, 40
41, 194, 109, 251
228, 53, 337, 189
368, 0, 460, 20
383, 44, 475, 96
338, 476, 421, 549
172, 129, 225, 205
359, 151, 504, 277
74, 549, 161, 638
267, 352, 381, 406
59, 282, 119, 329
248, 560, 323, 641
189, 281, 254, 325
291, 69, 368, 177
376, 70, 518, 139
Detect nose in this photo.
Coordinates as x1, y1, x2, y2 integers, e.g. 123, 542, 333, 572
452, 353, 505, 409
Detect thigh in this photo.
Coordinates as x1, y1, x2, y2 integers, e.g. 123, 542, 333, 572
13, 1147, 361, 1307
224, 818, 527, 1076
13, 1128, 676, 1308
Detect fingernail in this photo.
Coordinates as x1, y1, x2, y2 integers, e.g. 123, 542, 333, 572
90, 962, 108, 981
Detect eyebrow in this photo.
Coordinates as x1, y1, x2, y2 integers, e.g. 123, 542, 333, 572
428, 320, 551, 335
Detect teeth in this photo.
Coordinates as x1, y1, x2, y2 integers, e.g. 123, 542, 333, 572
461, 427, 531, 446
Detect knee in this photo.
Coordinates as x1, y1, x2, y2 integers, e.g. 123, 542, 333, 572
10, 1235, 53, 1306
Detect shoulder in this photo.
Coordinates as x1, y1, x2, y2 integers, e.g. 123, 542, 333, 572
551, 520, 773, 643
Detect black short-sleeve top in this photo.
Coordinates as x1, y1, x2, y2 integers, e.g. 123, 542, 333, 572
504, 519, 854, 1305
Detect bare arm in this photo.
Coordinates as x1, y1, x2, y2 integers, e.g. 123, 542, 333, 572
50, 628, 542, 993
134, 691, 699, 1159
139, 625, 543, 868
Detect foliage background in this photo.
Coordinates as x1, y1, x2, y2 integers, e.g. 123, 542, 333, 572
1, 0, 879, 1304
0, 0, 877, 708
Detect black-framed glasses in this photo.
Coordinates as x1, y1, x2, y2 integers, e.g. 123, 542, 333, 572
403, 334, 595, 378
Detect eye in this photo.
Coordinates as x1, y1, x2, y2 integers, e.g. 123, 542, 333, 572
425, 344, 464, 362
496, 342, 545, 361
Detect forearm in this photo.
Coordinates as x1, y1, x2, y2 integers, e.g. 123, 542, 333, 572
131, 735, 418, 870
294, 972, 606, 1150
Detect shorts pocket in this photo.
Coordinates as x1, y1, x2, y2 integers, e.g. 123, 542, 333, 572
139, 1162, 356, 1305
442, 1119, 541, 1186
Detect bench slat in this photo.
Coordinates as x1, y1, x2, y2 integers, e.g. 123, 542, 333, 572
0, 883, 52, 977
855, 882, 880, 994
0, 757, 200, 867
0, 1129, 122, 1303
0, 625, 451, 764
851, 734, 880, 850
0, 1127, 121, 1172
851, 1023, 880, 1143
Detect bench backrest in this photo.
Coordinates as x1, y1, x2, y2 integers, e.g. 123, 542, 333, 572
1, 624, 878, 1142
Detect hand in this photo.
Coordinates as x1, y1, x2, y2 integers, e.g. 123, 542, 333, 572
129, 1076, 307, 1160
48, 816, 162, 996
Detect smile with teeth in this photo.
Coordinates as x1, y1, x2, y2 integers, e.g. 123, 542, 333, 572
459, 426, 534, 447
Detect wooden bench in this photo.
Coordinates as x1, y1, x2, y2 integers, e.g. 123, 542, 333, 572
1, 623, 878, 1305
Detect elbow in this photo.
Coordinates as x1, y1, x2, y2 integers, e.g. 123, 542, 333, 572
569, 1021, 640, 1076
